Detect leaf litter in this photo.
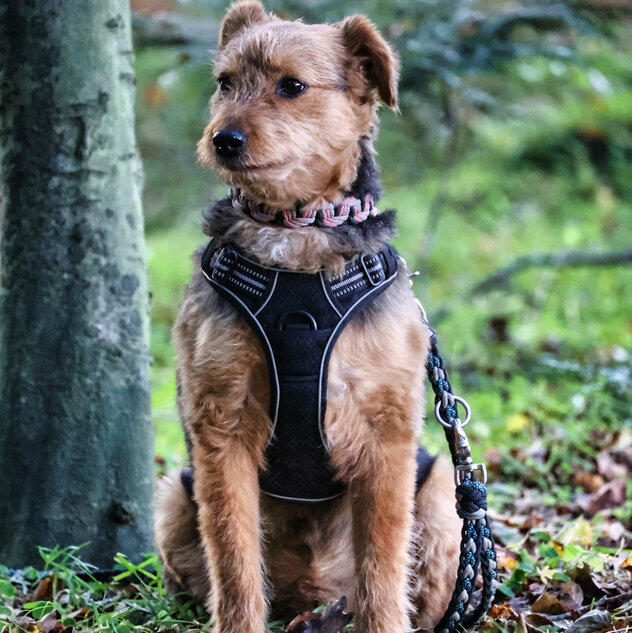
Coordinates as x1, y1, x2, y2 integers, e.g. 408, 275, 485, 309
1, 429, 631, 632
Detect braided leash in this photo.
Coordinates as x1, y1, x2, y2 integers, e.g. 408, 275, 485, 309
418, 301, 497, 631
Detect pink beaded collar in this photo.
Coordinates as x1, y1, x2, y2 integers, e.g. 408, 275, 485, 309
231, 188, 380, 229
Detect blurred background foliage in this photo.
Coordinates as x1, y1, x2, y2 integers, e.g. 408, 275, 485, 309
133, 0, 632, 508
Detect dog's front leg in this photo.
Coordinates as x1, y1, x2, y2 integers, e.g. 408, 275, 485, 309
349, 440, 417, 633
192, 432, 266, 633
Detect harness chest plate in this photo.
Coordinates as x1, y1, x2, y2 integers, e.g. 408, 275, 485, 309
201, 242, 399, 501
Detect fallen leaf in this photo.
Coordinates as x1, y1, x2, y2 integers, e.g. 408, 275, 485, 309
573, 471, 605, 493
12, 616, 36, 631
585, 479, 626, 516
489, 602, 517, 620
497, 547, 519, 570
38, 611, 66, 633
565, 610, 611, 633
596, 452, 627, 480
556, 518, 594, 547
596, 518, 625, 545
507, 414, 529, 433
526, 612, 556, 626
30, 576, 54, 603
620, 553, 632, 569
531, 591, 566, 615
285, 597, 353, 633
538, 567, 556, 583
530, 581, 583, 615
527, 582, 545, 598
557, 581, 583, 611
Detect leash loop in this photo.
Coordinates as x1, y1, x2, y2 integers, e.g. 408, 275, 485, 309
434, 395, 471, 428
416, 298, 497, 631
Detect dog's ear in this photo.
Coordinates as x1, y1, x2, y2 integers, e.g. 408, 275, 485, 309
219, 0, 270, 49
339, 15, 400, 110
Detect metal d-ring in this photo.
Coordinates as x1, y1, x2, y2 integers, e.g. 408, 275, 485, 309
434, 395, 472, 428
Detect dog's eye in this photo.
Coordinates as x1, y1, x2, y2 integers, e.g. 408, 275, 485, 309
218, 75, 232, 93
277, 76, 307, 99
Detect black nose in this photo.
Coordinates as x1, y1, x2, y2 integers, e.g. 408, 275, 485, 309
212, 128, 247, 158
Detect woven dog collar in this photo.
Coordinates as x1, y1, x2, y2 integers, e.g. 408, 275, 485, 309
231, 188, 380, 229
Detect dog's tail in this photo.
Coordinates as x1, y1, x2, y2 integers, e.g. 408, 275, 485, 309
155, 468, 210, 603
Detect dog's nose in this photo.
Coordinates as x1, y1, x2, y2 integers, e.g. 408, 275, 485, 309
212, 128, 247, 158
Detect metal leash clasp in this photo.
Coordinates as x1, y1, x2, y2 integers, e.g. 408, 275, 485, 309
434, 396, 487, 485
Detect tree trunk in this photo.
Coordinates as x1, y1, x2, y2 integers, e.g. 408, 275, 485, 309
0, 0, 154, 567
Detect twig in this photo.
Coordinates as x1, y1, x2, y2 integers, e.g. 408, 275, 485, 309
132, 11, 219, 47
469, 250, 632, 296
546, 591, 632, 622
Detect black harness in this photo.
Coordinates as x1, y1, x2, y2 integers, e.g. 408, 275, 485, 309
201, 242, 409, 501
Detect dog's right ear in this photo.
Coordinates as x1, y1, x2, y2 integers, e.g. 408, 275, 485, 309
219, 0, 270, 49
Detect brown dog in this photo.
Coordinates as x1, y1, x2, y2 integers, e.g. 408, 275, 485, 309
155, 2, 461, 632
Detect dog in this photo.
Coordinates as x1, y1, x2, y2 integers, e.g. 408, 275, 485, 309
154, 2, 461, 632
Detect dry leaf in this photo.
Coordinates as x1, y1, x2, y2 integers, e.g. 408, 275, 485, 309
556, 518, 594, 547
37, 611, 66, 633
620, 553, 632, 569
285, 597, 353, 633
489, 602, 517, 620
596, 518, 625, 545
573, 471, 605, 493
557, 581, 584, 611
497, 547, 519, 570
565, 610, 611, 633
596, 451, 627, 481
531, 590, 567, 615
31, 575, 55, 602
585, 479, 626, 516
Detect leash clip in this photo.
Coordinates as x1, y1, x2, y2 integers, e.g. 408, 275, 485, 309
451, 419, 472, 459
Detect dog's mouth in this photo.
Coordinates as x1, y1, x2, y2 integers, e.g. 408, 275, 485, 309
216, 156, 292, 173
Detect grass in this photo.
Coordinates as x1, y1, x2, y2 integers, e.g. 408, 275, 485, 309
0, 546, 212, 633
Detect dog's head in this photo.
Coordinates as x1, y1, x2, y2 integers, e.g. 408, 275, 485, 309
197, 0, 399, 210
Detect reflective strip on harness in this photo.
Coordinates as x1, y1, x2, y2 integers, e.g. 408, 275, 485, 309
201, 242, 399, 502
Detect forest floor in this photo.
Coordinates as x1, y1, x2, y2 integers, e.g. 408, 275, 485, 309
1, 428, 631, 633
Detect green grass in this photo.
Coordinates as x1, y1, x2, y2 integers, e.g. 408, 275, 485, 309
0, 546, 212, 633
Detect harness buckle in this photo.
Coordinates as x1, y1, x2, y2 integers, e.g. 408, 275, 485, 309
360, 253, 384, 287
211, 245, 238, 282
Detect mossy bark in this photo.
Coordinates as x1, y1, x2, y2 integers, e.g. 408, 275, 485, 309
0, 1, 154, 567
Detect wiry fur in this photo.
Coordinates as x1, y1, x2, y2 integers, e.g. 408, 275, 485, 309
155, 3, 460, 632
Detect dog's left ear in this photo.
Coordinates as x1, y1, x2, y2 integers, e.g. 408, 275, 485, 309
219, 0, 270, 49
339, 15, 400, 110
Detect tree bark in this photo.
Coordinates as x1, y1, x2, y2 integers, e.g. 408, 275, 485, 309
0, 1, 154, 567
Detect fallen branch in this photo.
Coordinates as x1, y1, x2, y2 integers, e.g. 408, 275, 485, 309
132, 11, 219, 47
470, 250, 632, 296
546, 592, 632, 622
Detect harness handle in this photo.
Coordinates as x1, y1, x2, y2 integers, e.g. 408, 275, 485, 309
277, 310, 318, 331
